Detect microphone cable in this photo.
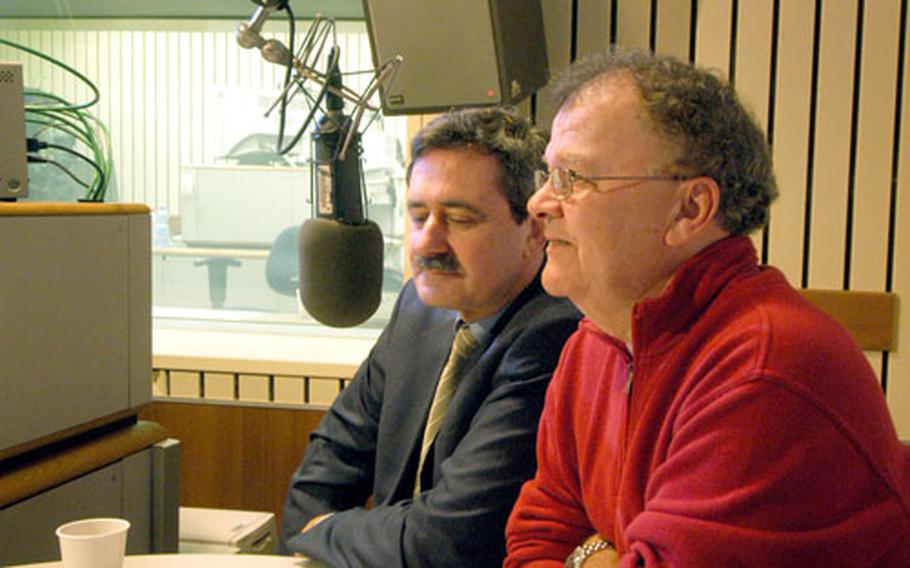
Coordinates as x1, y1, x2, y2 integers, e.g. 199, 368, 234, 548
274, 1, 295, 155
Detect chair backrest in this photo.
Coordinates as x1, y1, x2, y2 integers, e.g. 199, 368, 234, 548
265, 225, 300, 297
799, 289, 898, 351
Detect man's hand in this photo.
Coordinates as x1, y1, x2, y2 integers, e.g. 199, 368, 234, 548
303, 512, 334, 532
583, 546, 620, 567
293, 514, 336, 560
578, 534, 620, 568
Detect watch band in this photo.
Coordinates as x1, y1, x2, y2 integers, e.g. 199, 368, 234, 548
565, 538, 614, 568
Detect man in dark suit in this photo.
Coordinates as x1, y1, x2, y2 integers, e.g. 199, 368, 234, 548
279, 107, 582, 567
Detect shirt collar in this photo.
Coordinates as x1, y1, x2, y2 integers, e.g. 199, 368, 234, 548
457, 307, 505, 347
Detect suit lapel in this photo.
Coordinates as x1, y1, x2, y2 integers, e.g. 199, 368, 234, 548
379, 272, 546, 499
429, 278, 546, 485
380, 310, 457, 500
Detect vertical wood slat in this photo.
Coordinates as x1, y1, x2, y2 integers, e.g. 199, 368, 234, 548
156, 31, 168, 209
654, 0, 692, 61
166, 32, 180, 209
121, 31, 136, 204
615, 0, 652, 50
133, 31, 147, 205
693, 0, 733, 79
97, 30, 113, 191
190, 32, 204, 170
732, 0, 775, 259
807, 0, 858, 289
51, 30, 63, 98
851, 1, 901, 293
144, 32, 157, 207
889, 0, 910, 434
177, 31, 191, 210
576, 0, 612, 59
64, 31, 77, 100
851, 0, 903, 378
82, 30, 97, 113
536, 0, 575, 128
202, 32, 215, 165
767, 0, 816, 284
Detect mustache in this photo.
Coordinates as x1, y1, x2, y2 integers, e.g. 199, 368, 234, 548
413, 254, 462, 273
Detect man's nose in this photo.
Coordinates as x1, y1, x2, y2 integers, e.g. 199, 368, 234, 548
528, 182, 561, 219
411, 214, 449, 253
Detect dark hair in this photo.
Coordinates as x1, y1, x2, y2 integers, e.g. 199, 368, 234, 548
553, 47, 778, 235
407, 106, 546, 222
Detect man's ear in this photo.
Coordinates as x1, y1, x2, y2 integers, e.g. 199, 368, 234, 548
665, 176, 722, 247
525, 216, 547, 253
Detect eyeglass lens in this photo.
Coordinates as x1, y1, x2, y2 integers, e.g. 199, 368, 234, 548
535, 168, 572, 196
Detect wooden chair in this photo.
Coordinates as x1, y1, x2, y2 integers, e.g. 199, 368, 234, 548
799, 289, 898, 352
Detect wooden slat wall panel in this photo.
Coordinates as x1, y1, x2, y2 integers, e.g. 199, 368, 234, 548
3, 4, 909, 434
543, 0, 909, 436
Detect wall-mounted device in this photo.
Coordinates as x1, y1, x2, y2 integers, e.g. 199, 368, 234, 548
361, 0, 549, 114
0, 62, 28, 199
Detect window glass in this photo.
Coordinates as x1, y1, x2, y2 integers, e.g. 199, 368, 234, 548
1, 17, 407, 333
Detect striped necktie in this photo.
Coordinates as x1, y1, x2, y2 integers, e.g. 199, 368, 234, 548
414, 324, 477, 494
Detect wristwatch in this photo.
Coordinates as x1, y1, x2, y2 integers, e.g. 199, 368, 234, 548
564, 539, 614, 568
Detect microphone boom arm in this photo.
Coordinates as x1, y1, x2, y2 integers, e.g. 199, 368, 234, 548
235, 5, 402, 159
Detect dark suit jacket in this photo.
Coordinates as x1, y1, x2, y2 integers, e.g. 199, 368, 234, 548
280, 275, 581, 567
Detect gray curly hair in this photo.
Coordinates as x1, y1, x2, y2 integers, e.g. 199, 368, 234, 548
407, 106, 546, 223
553, 47, 777, 235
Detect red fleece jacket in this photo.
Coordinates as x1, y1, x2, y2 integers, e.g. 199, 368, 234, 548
506, 236, 910, 567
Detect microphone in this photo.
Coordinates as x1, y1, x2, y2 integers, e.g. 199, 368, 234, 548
298, 59, 384, 327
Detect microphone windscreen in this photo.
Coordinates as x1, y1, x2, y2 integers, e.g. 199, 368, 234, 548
298, 218, 384, 327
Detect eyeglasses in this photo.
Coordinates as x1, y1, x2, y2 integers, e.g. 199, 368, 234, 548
534, 166, 689, 200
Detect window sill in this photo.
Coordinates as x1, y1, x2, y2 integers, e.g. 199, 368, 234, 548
152, 326, 376, 379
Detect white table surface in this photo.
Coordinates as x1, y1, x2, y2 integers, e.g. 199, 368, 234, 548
10, 553, 324, 567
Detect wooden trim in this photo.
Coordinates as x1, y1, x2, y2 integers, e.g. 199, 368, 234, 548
0, 420, 168, 508
0, 408, 140, 463
0, 202, 149, 216
138, 401, 326, 530
800, 289, 899, 351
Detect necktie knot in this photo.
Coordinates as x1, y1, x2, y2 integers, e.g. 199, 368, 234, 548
450, 323, 477, 362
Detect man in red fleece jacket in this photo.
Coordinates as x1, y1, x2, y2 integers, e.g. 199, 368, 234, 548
504, 46, 910, 567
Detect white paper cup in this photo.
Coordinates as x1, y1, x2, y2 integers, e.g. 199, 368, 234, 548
56, 518, 130, 568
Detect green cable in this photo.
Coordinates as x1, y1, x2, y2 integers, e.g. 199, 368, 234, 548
1, 37, 100, 111
26, 90, 113, 200
26, 117, 94, 149
3, 38, 113, 200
